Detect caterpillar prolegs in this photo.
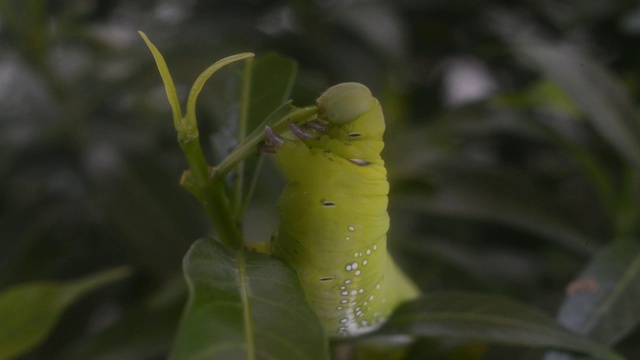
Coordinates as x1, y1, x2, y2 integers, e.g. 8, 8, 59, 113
265, 83, 419, 337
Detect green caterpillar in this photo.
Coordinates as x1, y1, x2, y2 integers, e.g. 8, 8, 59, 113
265, 83, 419, 337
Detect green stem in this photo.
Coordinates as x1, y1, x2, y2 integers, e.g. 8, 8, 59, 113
141, 31, 252, 250
233, 58, 254, 220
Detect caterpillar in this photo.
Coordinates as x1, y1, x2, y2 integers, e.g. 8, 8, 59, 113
264, 83, 419, 337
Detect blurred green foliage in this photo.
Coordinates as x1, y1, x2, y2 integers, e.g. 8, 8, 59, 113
1, 0, 640, 359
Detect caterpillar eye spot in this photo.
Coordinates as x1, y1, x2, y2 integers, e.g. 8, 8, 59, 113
321, 200, 336, 207
348, 158, 371, 166
319, 277, 334, 282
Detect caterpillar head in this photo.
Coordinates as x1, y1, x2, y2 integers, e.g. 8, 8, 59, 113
316, 83, 384, 141
262, 82, 384, 162
316, 83, 385, 162
317, 82, 375, 125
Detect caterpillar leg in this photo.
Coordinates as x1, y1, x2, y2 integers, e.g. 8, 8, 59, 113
260, 126, 285, 153
287, 121, 312, 140
261, 120, 326, 153
303, 119, 329, 133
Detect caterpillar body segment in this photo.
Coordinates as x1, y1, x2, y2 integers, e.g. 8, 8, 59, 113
268, 83, 419, 337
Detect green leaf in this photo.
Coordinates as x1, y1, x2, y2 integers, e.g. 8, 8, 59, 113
545, 240, 640, 360
380, 292, 623, 360
0, 267, 132, 360
232, 53, 298, 218
508, 38, 640, 168
170, 238, 328, 360
186, 52, 255, 141
245, 53, 298, 131
394, 169, 594, 256
495, 79, 580, 117
138, 31, 184, 132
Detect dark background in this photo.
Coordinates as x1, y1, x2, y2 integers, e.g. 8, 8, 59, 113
2, 0, 640, 358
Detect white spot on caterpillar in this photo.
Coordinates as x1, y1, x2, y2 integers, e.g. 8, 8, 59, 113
350, 290, 357, 296
354, 252, 359, 257
341, 299, 348, 304
355, 270, 361, 276
363, 301, 368, 306
341, 291, 348, 296
348, 226, 355, 231
337, 306, 343, 310
344, 279, 352, 284
358, 288, 364, 294
366, 249, 371, 255
345, 264, 352, 271
351, 262, 358, 270
340, 286, 346, 290
369, 295, 375, 301
363, 260, 368, 266
373, 244, 377, 250
340, 318, 348, 324
376, 283, 380, 290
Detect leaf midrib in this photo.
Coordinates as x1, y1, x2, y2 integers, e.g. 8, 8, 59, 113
582, 250, 640, 341
237, 250, 256, 360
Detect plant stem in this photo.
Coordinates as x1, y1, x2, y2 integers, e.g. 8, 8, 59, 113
233, 58, 254, 221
